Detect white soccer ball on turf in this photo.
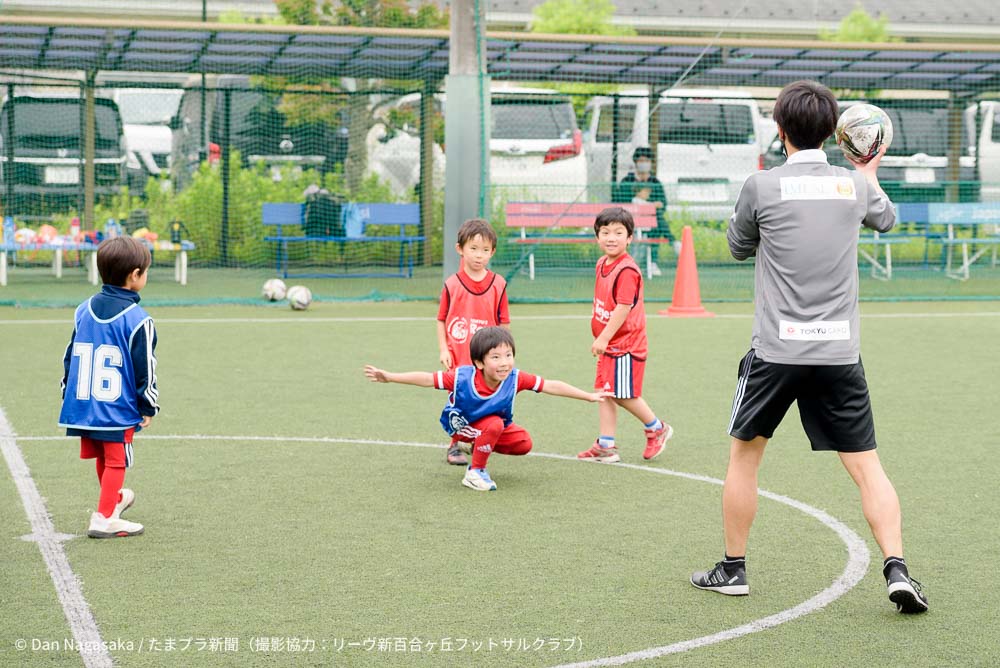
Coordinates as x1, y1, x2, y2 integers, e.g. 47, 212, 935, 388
262, 278, 287, 301
835, 104, 893, 165
287, 285, 312, 311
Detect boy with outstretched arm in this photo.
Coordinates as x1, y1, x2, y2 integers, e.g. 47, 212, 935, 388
367, 326, 607, 491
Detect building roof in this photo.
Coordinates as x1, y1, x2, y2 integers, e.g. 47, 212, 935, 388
2, 0, 998, 38
2, 16, 1000, 94
487, 0, 1000, 38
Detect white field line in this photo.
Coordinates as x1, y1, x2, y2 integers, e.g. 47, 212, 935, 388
2, 311, 1000, 326
0, 409, 113, 668
15, 433, 871, 665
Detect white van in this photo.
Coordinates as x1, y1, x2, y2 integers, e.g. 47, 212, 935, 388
108, 88, 182, 191
368, 87, 587, 200
974, 101, 1000, 201
583, 89, 766, 220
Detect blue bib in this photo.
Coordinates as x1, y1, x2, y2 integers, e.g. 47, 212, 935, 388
58, 298, 151, 432
440, 366, 518, 436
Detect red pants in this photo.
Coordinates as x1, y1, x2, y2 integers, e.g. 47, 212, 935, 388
454, 415, 533, 469
79, 429, 134, 518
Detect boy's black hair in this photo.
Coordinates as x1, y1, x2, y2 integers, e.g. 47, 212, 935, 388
772, 80, 839, 151
469, 326, 516, 363
633, 146, 654, 161
594, 206, 635, 237
96, 236, 151, 287
456, 218, 497, 249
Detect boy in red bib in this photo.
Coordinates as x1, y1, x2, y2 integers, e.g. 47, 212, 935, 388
578, 207, 673, 463
436, 219, 511, 465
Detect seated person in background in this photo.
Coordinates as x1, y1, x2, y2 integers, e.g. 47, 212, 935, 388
612, 146, 680, 276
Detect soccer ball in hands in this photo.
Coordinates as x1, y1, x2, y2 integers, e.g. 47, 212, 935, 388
286, 285, 312, 311
835, 104, 893, 165
262, 278, 287, 301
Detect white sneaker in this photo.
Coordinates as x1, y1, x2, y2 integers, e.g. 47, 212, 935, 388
462, 467, 497, 492
114, 488, 135, 519
649, 262, 662, 276
87, 511, 144, 539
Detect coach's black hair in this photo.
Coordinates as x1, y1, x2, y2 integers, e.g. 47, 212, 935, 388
772, 80, 839, 151
594, 206, 635, 237
469, 326, 516, 363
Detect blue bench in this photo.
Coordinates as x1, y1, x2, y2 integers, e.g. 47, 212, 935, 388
262, 202, 424, 278
858, 202, 948, 279
927, 203, 1000, 280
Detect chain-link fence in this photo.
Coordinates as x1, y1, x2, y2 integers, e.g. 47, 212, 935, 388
2, 20, 1000, 304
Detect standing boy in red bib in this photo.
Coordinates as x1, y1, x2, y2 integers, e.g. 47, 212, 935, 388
436, 218, 511, 466
578, 207, 673, 464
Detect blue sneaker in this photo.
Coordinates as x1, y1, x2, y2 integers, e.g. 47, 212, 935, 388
462, 467, 497, 492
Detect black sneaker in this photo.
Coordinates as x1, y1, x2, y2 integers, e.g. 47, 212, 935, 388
691, 561, 749, 596
446, 444, 468, 466
886, 566, 929, 614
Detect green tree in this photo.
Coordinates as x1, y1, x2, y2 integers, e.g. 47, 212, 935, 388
331, 0, 447, 28
271, 0, 448, 192
530, 0, 636, 115
819, 4, 898, 42
820, 4, 898, 98
531, 0, 635, 37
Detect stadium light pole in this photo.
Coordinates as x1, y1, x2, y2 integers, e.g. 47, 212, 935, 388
442, 0, 489, 279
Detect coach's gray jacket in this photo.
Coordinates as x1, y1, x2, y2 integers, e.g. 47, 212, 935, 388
727, 149, 895, 365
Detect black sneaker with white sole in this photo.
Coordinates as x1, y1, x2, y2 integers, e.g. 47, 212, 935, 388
690, 561, 749, 596
886, 565, 928, 614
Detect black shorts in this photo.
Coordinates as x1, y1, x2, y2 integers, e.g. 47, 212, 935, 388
727, 350, 876, 453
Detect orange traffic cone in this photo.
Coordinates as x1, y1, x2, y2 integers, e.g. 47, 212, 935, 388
660, 225, 714, 318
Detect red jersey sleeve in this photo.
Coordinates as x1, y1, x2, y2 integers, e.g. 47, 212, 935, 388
436, 285, 450, 321
433, 370, 456, 391
516, 371, 544, 393
497, 284, 511, 324
612, 268, 641, 306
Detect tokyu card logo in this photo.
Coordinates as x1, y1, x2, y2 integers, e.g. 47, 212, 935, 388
779, 319, 851, 341
779, 176, 857, 200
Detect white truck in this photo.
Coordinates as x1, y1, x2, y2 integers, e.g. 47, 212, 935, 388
583, 89, 767, 221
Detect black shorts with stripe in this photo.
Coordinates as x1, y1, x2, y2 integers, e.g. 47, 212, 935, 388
727, 350, 876, 453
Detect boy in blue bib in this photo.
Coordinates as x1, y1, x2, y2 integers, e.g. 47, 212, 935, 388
366, 327, 608, 491
59, 236, 159, 538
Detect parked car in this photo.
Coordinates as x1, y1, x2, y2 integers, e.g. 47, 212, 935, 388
489, 87, 587, 200
367, 87, 587, 201
762, 99, 980, 203
0, 95, 127, 215
108, 88, 182, 193
973, 101, 1000, 202
366, 92, 445, 196
583, 89, 767, 220
170, 75, 347, 189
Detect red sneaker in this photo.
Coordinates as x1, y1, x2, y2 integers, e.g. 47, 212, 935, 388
643, 424, 673, 460
577, 441, 621, 463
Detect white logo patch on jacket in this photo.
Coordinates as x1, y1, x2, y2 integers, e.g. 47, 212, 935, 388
779, 176, 857, 200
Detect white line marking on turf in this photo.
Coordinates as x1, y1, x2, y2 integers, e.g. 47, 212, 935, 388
0, 410, 113, 668
3, 311, 1000, 326
18, 433, 872, 665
